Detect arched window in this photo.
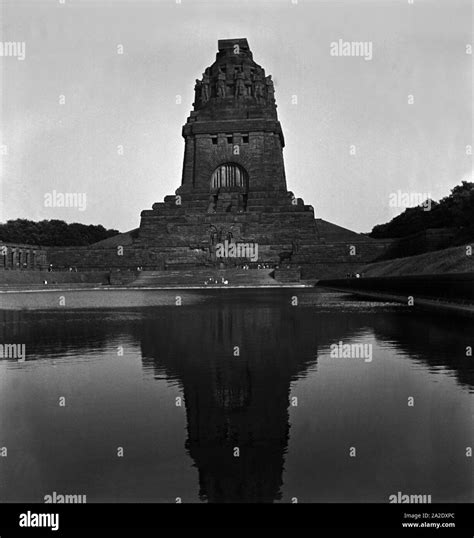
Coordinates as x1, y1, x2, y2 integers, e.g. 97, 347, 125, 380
211, 163, 248, 191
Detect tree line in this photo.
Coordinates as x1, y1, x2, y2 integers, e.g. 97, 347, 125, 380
0, 219, 120, 246
370, 181, 474, 240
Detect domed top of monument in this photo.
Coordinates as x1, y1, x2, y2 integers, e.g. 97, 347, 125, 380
188, 38, 277, 122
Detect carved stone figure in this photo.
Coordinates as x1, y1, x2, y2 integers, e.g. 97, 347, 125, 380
207, 194, 217, 214
253, 74, 265, 101
202, 73, 210, 103
235, 72, 247, 98
216, 72, 226, 98
194, 79, 202, 105
265, 75, 275, 101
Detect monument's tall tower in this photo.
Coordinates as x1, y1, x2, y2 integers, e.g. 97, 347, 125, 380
179, 38, 287, 197
139, 38, 317, 268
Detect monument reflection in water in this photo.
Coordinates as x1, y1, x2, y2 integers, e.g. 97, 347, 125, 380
140, 298, 318, 503
0, 290, 472, 503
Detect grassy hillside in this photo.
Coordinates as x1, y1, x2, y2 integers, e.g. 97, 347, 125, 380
359, 244, 474, 277
89, 229, 138, 249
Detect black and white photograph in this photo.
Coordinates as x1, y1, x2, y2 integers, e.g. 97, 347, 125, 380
0, 0, 473, 532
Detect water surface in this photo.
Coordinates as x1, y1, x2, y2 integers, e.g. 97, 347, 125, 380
0, 289, 472, 503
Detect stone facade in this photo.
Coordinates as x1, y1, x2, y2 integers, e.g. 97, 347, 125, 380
136, 38, 389, 276
138, 39, 311, 259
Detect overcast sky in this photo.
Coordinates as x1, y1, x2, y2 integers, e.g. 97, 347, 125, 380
0, 0, 472, 233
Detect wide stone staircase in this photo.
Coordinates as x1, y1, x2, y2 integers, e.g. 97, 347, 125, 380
129, 268, 296, 287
